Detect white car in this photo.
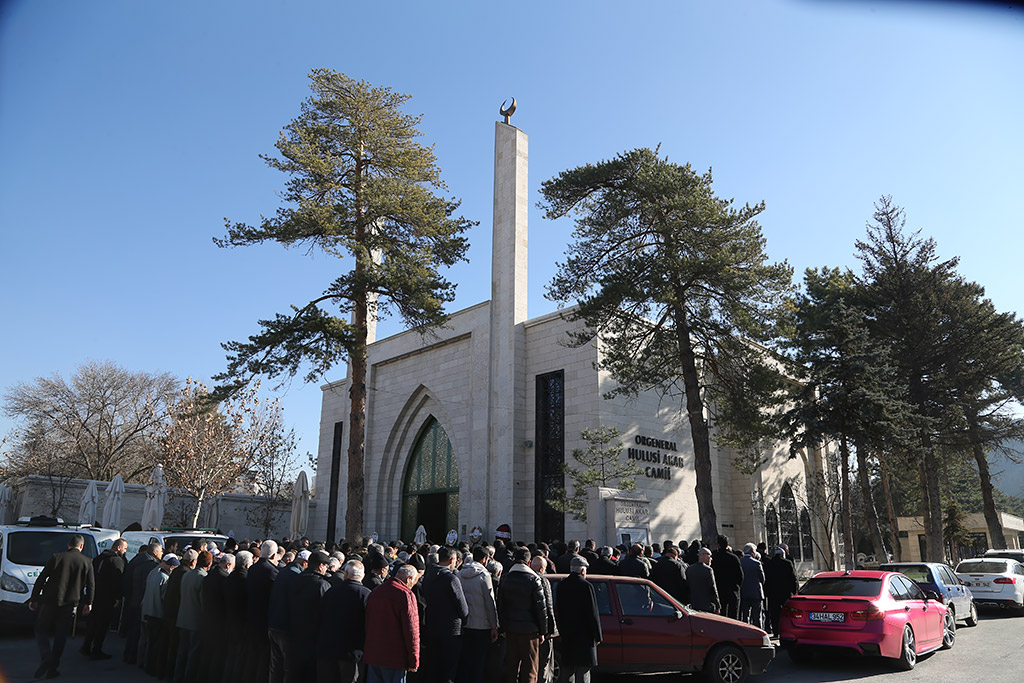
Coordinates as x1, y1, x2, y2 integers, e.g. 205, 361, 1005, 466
120, 530, 228, 560
0, 517, 99, 622
955, 557, 1024, 614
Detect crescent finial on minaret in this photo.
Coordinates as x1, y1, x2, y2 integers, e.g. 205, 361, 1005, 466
500, 97, 517, 124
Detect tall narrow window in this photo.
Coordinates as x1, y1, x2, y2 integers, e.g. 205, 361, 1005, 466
536, 370, 565, 542
765, 503, 779, 550
780, 483, 801, 562
326, 422, 343, 545
800, 508, 813, 561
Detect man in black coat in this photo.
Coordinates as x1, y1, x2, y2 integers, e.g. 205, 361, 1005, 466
617, 543, 650, 579
685, 548, 720, 613
554, 557, 602, 683
163, 548, 196, 680
579, 539, 600, 566
30, 533, 95, 679
246, 540, 281, 680
497, 547, 547, 683
224, 550, 253, 675
317, 559, 371, 683
650, 546, 689, 605
422, 546, 470, 683
124, 543, 162, 664
711, 535, 743, 620
764, 547, 799, 637
200, 552, 234, 683
590, 547, 619, 576
81, 538, 127, 659
555, 540, 582, 574
288, 551, 332, 683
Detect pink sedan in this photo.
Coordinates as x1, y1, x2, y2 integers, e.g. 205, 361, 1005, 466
779, 570, 955, 670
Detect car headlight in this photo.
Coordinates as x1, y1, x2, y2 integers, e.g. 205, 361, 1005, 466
1, 571, 29, 594
762, 634, 773, 648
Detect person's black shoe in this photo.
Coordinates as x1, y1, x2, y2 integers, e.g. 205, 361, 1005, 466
79, 645, 91, 657
45, 671, 61, 680
34, 662, 49, 679
90, 652, 112, 660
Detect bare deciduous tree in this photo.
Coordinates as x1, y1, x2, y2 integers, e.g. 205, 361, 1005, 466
2, 361, 176, 483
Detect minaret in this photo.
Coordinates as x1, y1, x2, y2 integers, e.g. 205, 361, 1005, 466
488, 101, 528, 531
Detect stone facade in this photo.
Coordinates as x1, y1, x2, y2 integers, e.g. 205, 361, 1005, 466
312, 116, 832, 573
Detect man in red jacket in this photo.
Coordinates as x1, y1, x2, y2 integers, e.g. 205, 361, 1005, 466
363, 563, 420, 682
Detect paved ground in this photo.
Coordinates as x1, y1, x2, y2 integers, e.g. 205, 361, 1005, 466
1, 609, 1022, 682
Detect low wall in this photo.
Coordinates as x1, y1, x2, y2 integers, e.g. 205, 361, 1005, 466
7, 475, 316, 542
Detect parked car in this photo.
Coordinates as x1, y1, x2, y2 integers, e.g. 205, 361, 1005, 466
955, 557, 1024, 613
983, 548, 1024, 564
0, 516, 99, 622
879, 562, 978, 626
121, 529, 228, 560
780, 570, 954, 670
548, 574, 774, 683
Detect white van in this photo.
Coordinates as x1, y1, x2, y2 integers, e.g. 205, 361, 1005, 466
121, 529, 229, 560
0, 517, 99, 622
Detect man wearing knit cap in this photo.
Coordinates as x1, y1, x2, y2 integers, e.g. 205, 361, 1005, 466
555, 556, 602, 683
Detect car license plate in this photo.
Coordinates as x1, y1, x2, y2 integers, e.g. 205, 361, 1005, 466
809, 612, 845, 622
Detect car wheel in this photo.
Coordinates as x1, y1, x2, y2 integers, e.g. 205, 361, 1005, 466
965, 602, 978, 627
894, 625, 916, 671
940, 609, 956, 649
704, 644, 749, 683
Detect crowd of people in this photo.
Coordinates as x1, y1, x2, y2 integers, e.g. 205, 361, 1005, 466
28, 530, 801, 683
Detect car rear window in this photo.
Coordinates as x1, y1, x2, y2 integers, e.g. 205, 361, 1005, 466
957, 560, 1009, 573
551, 578, 613, 616
798, 577, 882, 597
879, 565, 932, 583
6, 531, 99, 566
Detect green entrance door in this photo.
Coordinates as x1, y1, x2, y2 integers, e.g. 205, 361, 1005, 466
401, 417, 459, 543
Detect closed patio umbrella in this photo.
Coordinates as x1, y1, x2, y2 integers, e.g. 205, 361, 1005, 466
102, 475, 125, 529
78, 480, 99, 526
290, 471, 309, 539
0, 485, 12, 525
141, 464, 168, 531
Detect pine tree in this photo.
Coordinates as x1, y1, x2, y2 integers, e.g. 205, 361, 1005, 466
213, 71, 473, 543
540, 148, 793, 543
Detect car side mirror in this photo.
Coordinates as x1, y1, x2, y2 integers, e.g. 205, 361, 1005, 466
923, 590, 940, 602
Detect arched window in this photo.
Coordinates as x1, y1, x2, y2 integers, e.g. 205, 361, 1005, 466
780, 483, 801, 562
765, 503, 779, 551
401, 417, 459, 542
800, 508, 813, 561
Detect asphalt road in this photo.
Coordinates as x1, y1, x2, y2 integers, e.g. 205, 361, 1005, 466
0, 610, 1021, 682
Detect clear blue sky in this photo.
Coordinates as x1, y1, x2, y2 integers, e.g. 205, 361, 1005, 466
2, 1, 1022, 483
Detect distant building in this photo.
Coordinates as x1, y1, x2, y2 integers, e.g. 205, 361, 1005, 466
897, 512, 1024, 562
312, 115, 832, 570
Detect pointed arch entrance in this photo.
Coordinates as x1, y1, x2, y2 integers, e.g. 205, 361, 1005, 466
401, 417, 459, 543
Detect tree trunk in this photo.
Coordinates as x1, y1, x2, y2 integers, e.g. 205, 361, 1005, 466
968, 415, 1007, 549
345, 162, 368, 547
854, 442, 888, 561
840, 435, 855, 569
922, 442, 945, 562
190, 494, 203, 530
878, 455, 903, 561
672, 299, 717, 544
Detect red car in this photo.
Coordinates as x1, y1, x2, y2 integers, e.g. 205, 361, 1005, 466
780, 570, 955, 670
549, 574, 774, 683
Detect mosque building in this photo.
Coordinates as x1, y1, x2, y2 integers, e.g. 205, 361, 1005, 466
311, 111, 833, 571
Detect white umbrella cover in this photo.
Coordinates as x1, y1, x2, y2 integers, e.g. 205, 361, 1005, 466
102, 475, 125, 529
290, 471, 310, 539
0, 484, 12, 525
79, 481, 99, 526
141, 464, 168, 531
